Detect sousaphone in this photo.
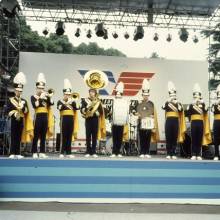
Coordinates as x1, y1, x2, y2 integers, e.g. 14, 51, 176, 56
83, 70, 108, 118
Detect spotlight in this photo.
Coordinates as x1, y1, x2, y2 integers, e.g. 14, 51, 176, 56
1, 0, 20, 18
55, 21, 65, 36
112, 32, 118, 39
179, 28, 189, 42
124, 32, 130, 39
133, 26, 144, 41
103, 29, 108, 40
193, 35, 199, 43
166, 34, 172, 42
86, 29, 92, 38
95, 23, 105, 37
42, 27, 49, 36
75, 28, 81, 37
153, 33, 159, 41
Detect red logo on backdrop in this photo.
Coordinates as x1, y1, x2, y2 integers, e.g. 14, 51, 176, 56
112, 72, 155, 96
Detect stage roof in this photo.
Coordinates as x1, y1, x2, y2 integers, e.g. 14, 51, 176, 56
21, 0, 220, 16
19, 0, 220, 30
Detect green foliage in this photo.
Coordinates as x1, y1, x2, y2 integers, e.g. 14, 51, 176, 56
19, 19, 126, 57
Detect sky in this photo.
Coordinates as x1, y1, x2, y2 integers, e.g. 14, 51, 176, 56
27, 21, 210, 61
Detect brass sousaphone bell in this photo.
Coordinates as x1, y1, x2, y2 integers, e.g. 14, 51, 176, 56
82, 70, 108, 118
84, 70, 108, 90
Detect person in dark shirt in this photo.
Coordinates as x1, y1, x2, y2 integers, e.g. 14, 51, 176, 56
162, 81, 185, 160
31, 73, 54, 159
57, 79, 79, 158
7, 72, 31, 159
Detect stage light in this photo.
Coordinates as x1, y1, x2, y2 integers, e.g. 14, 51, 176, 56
86, 29, 92, 38
42, 27, 49, 36
124, 32, 130, 39
112, 32, 118, 39
55, 21, 65, 36
95, 23, 105, 37
179, 28, 189, 42
153, 33, 159, 41
193, 35, 199, 43
75, 28, 81, 37
103, 29, 108, 40
166, 34, 172, 42
1, 0, 20, 18
133, 26, 144, 41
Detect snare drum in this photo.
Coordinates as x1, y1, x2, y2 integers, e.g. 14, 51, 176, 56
140, 117, 154, 130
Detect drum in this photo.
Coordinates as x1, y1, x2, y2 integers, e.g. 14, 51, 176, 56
140, 117, 155, 130
112, 99, 129, 125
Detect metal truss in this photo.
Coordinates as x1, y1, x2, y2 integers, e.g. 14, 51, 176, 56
18, 0, 220, 30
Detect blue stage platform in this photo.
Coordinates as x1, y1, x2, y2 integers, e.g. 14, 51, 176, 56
0, 157, 220, 204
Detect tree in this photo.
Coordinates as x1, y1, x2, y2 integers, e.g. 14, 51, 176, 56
202, 27, 220, 90
19, 19, 126, 57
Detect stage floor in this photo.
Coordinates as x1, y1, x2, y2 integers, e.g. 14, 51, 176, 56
0, 155, 220, 205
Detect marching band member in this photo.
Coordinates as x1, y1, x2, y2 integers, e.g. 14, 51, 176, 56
31, 73, 54, 159
111, 82, 129, 158
80, 70, 106, 158
211, 84, 220, 161
187, 83, 211, 160
162, 81, 186, 159
133, 79, 159, 158
7, 72, 33, 159
57, 79, 79, 158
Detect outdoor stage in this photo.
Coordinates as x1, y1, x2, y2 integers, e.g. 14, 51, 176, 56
0, 156, 220, 205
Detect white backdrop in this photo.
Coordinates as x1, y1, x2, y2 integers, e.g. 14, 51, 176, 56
19, 52, 209, 140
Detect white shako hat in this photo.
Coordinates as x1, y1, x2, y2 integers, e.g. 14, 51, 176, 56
168, 81, 177, 98
36, 73, 46, 89
115, 81, 124, 96
63, 78, 72, 95
142, 79, 150, 96
13, 72, 26, 92
193, 83, 202, 99
216, 84, 220, 98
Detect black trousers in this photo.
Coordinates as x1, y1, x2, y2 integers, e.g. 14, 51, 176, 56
112, 125, 124, 155
85, 116, 98, 155
61, 115, 74, 155
165, 117, 179, 156
191, 120, 204, 156
32, 113, 48, 153
10, 116, 23, 155
139, 129, 152, 155
213, 120, 220, 157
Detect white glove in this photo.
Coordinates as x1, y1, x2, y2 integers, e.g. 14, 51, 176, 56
67, 98, 73, 105
95, 111, 100, 117
40, 92, 47, 100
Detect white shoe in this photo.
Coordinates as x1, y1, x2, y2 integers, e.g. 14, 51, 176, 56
9, 154, 16, 159
67, 154, 75, 158
214, 157, 219, 161
166, 155, 171, 159
32, 153, 38, 159
39, 153, 48, 159
196, 156, 202, 160
139, 154, 145, 158
145, 154, 151, 159
172, 156, 177, 160
59, 154, 65, 158
16, 155, 24, 159
118, 154, 123, 158
191, 156, 196, 160
85, 154, 90, 158
93, 154, 98, 158
110, 154, 116, 158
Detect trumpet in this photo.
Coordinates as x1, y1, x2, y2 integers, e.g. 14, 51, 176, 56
72, 92, 80, 100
